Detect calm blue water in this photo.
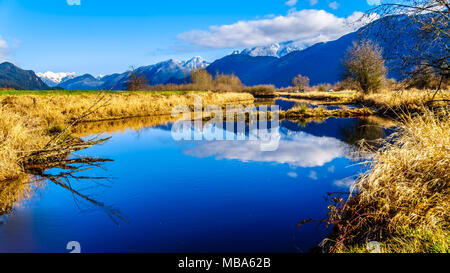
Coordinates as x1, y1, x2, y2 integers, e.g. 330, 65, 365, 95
0, 116, 388, 253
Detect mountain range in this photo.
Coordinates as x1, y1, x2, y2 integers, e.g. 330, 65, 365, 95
208, 32, 357, 87
40, 57, 210, 90
207, 16, 415, 87
0, 16, 427, 90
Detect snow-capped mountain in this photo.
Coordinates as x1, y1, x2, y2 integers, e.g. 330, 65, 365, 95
62, 57, 210, 90
36, 71, 77, 87
236, 40, 315, 58
180, 56, 210, 70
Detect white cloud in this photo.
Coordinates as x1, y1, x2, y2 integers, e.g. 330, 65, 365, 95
287, 172, 298, 178
329, 1, 340, 10
367, 0, 381, 5
285, 0, 298, 6
178, 9, 376, 49
309, 0, 318, 5
0, 36, 10, 62
67, 0, 81, 5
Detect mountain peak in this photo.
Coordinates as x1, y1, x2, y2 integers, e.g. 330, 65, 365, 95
0, 62, 49, 90
236, 40, 313, 58
180, 56, 209, 70
0, 61, 16, 67
36, 71, 77, 87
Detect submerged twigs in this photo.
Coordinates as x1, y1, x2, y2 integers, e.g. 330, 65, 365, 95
43, 91, 110, 149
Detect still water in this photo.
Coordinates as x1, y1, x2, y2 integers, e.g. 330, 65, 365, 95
0, 102, 392, 253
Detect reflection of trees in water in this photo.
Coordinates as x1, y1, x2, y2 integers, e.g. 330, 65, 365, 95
0, 137, 127, 224
339, 117, 395, 151
0, 175, 33, 218
72, 115, 179, 136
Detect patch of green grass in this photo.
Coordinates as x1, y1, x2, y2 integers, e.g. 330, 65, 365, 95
0, 89, 207, 96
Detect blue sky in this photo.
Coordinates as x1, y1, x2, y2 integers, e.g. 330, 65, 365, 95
0, 0, 378, 75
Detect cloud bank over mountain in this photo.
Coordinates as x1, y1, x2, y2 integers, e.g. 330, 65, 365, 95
178, 9, 378, 49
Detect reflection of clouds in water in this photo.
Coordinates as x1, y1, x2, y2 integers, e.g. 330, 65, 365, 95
328, 165, 335, 173
333, 177, 356, 189
287, 172, 298, 178
184, 131, 350, 168
308, 171, 318, 180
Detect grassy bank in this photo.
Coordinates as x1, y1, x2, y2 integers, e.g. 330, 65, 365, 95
351, 91, 450, 117
280, 105, 375, 119
276, 91, 355, 102
0, 89, 207, 96
0, 91, 254, 183
323, 110, 449, 253
278, 90, 449, 118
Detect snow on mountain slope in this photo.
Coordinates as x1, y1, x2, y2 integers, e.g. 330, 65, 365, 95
180, 56, 210, 70
237, 39, 320, 58
37, 71, 76, 87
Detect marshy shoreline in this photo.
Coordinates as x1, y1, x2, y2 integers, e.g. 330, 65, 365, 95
0, 89, 448, 253
0, 91, 254, 182
277, 90, 449, 253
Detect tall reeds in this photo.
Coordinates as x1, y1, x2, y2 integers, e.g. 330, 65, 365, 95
324, 109, 449, 253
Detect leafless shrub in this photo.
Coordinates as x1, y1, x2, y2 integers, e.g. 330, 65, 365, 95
343, 40, 388, 94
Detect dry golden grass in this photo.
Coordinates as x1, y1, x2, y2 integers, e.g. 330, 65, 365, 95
327, 109, 449, 253
276, 91, 356, 102
71, 115, 179, 136
278, 90, 450, 119
0, 175, 37, 215
281, 105, 374, 119
0, 91, 253, 182
352, 91, 450, 115
0, 107, 49, 181
1, 91, 253, 125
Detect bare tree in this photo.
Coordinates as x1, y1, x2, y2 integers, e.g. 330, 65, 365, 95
343, 40, 387, 94
407, 62, 440, 89
214, 73, 242, 87
190, 69, 213, 87
363, 0, 449, 94
291, 74, 310, 90
127, 67, 148, 91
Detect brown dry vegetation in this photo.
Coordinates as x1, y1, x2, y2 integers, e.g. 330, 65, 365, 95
282, 90, 449, 252
280, 105, 375, 119
1, 92, 253, 124
71, 115, 180, 136
323, 110, 449, 253
278, 90, 450, 117
277, 91, 356, 102
351, 91, 450, 117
